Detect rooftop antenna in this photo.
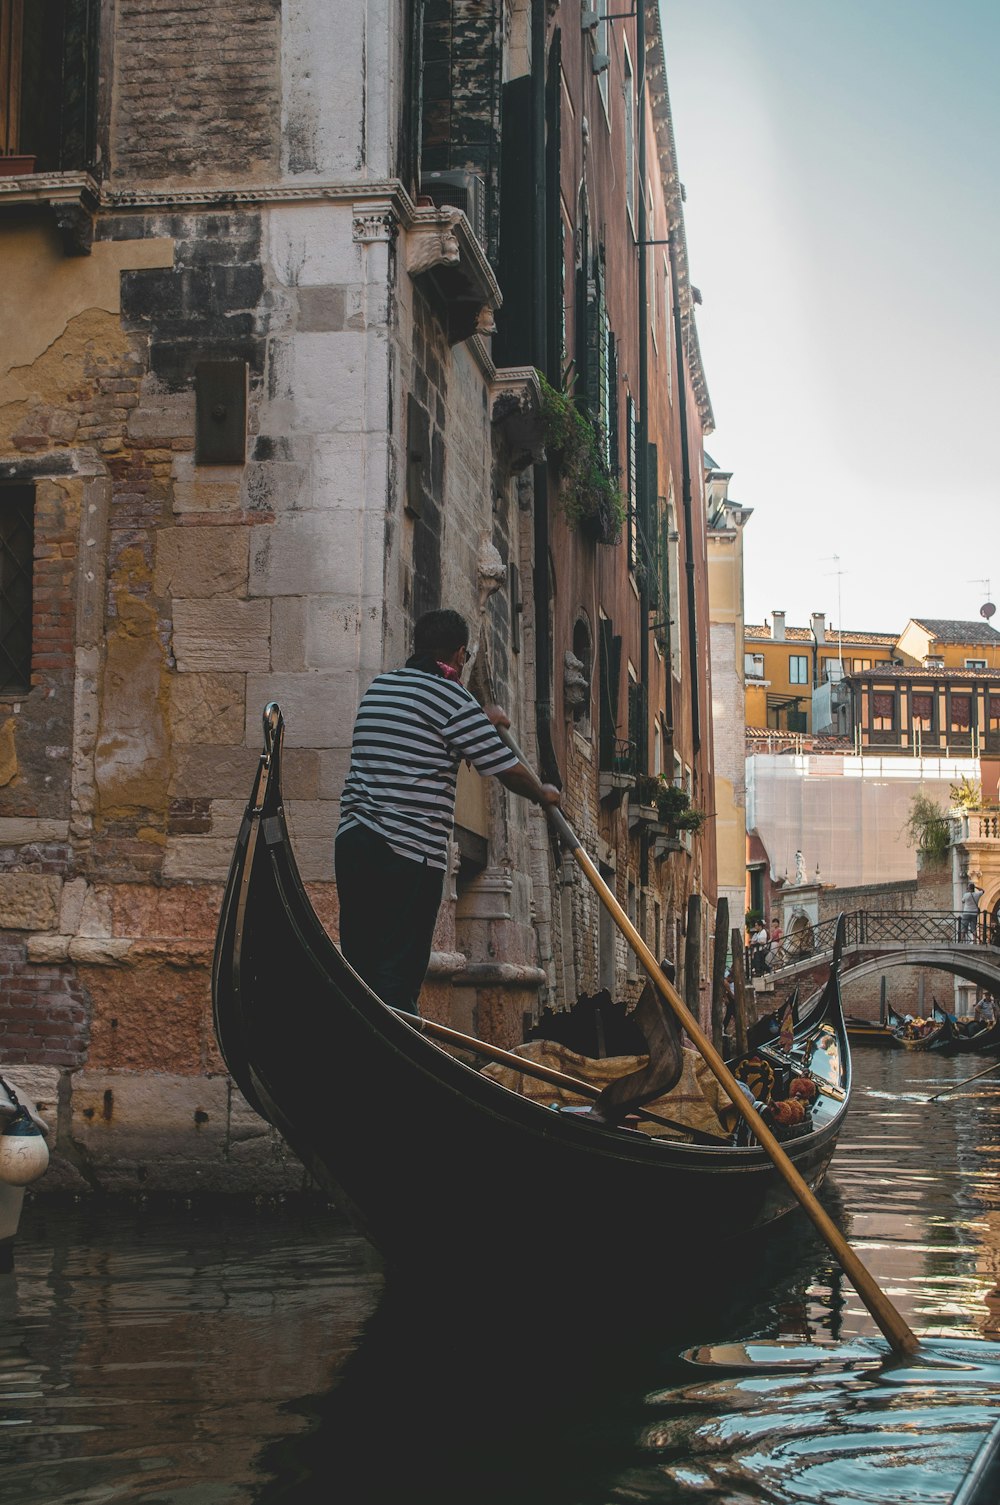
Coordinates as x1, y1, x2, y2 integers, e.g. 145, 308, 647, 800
971, 579, 997, 665
823, 555, 847, 668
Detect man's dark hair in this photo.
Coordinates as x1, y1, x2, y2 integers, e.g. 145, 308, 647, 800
413, 609, 469, 658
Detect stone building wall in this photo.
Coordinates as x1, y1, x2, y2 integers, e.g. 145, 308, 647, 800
0, 0, 716, 1192
111, 0, 282, 183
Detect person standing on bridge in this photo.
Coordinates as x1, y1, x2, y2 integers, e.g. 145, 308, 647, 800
961, 880, 984, 942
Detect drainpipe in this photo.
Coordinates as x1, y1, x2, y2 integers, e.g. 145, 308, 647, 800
668, 231, 701, 752
636, 0, 650, 782
526, 0, 559, 1001
531, 0, 561, 788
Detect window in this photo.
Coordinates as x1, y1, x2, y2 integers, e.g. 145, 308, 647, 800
989, 695, 1000, 733
585, 247, 616, 473
627, 664, 645, 774
823, 657, 843, 681
789, 655, 809, 685
966, 658, 987, 669
745, 652, 764, 679
662, 255, 673, 398
0, 484, 34, 694
649, 229, 657, 350
571, 615, 592, 730
950, 692, 972, 732
626, 393, 638, 571
594, 14, 610, 122
871, 690, 895, 731
623, 42, 635, 227
666, 492, 681, 679
851, 658, 873, 673
0, 0, 99, 172
911, 691, 935, 732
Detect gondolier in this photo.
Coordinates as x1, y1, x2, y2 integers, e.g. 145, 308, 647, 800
335, 608, 561, 1013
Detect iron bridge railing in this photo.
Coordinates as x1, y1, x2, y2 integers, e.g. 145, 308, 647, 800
747, 909, 998, 979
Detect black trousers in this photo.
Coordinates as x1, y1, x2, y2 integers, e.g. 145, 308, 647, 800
335, 822, 445, 1014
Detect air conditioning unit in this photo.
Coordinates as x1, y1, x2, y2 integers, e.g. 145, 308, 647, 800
420, 170, 487, 250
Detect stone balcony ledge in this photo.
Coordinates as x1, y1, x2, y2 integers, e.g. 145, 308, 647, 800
0, 170, 99, 254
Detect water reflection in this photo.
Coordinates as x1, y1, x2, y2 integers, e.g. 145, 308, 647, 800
2, 1046, 1000, 1503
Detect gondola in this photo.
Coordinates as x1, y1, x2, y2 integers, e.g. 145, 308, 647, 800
935, 1003, 1000, 1054
889, 1003, 951, 1051
212, 707, 852, 1298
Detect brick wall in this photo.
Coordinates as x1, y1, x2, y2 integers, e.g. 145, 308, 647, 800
112, 0, 281, 183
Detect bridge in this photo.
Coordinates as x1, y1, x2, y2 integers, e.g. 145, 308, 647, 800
751, 911, 1000, 997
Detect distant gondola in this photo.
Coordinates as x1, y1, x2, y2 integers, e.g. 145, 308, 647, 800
212, 707, 853, 1297
935, 1002, 1000, 1054
889, 1003, 952, 1051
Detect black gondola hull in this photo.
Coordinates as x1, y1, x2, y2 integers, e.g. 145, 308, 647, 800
213, 711, 851, 1293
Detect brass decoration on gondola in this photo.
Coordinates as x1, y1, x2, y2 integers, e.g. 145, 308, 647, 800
733, 1055, 775, 1103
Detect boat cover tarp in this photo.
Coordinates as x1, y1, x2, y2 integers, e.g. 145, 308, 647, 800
482, 1042, 736, 1139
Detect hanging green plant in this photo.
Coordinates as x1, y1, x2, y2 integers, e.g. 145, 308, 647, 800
537, 373, 626, 544
653, 776, 707, 834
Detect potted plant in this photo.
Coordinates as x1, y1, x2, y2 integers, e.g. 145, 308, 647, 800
537, 373, 626, 544
0, 154, 37, 175
654, 777, 707, 836
629, 773, 661, 831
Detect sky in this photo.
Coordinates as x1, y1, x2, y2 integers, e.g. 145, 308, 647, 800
660, 0, 1000, 636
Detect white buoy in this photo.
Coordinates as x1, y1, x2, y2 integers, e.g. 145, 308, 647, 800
0, 1110, 50, 1187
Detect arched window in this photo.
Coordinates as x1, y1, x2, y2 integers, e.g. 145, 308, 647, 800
570, 614, 593, 731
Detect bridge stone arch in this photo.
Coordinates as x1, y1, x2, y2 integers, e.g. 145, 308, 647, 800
838, 949, 1000, 996
791, 949, 1000, 1014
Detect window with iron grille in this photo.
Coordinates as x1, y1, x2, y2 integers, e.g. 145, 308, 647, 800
626, 394, 637, 571
0, 485, 34, 694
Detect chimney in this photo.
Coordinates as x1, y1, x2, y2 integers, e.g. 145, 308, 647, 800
772, 611, 786, 642
811, 612, 826, 644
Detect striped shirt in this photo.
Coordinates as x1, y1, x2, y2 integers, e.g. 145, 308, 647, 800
337, 668, 519, 869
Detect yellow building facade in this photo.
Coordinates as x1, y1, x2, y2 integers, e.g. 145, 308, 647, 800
744, 613, 897, 734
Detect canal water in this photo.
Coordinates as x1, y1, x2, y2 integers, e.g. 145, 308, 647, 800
2, 1046, 1000, 1504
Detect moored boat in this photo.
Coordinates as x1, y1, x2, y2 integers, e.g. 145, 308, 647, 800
890, 1010, 951, 1050
0, 1073, 50, 1273
212, 707, 853, 1299
937, 1003, 1000, 1054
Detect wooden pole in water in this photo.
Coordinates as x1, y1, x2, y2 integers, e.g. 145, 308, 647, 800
729, 928, 750, 1057
710, 897, 730, 1053
685, 891, 702, 1031
499, 728, 921, 1358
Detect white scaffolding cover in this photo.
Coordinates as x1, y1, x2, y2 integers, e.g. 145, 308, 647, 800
745, 754, 973, 886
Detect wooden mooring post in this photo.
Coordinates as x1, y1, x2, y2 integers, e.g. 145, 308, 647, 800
729, 927, 751, 1056
710, 897, 730, 1052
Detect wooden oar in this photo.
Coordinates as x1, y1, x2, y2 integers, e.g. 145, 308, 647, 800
499, 728, 920, 1359
926, 1057, 1000, 1101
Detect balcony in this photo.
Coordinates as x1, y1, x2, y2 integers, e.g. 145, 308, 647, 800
954, 809, 1000, 847
598, 739, 636, 807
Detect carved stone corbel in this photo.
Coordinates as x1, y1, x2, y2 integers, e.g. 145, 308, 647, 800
477, 538, 507, 611
53, 201, 94, 256
489, 368, 545, 473
406, 209, 463, 275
